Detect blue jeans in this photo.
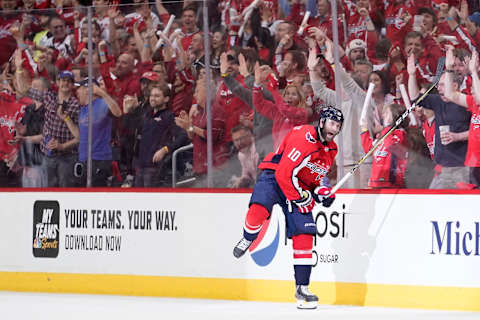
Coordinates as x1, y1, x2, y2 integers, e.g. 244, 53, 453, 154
43, 154, 77, 187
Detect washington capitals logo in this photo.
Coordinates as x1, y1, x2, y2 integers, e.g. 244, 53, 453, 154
305, 131, 316, 144
374, 147, 388, 162
472, 114, 480, 130
306, 162, 329, 180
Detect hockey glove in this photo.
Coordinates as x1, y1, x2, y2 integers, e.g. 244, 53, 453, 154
293, 190, 315, 213
314, 186, 335, 208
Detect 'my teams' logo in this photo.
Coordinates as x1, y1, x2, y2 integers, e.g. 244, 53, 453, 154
249, 211, 280, 267
430, 220, 480, 256
33, 201, 60, 258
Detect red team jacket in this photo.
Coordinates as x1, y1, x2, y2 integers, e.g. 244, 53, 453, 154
361, 127, 408, 188
258, 125, 337, 202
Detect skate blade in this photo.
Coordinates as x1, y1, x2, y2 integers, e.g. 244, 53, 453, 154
296, 299, 317, 309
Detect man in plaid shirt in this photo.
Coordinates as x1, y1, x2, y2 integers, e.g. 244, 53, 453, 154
23, 71, 81, 187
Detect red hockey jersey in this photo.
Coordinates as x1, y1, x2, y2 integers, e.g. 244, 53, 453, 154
465, 95, 480, 167
361, 127, 408, 188
259, 125, 337, 201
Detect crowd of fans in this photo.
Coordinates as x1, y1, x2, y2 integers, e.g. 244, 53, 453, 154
0, 0, 479, 189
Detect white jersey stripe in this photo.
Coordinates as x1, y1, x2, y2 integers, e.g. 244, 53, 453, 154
291, 154, 312, 198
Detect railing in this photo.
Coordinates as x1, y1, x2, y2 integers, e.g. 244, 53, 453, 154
172, 143, 194, 188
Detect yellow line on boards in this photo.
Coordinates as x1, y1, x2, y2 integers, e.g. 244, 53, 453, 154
0, 272, 479, 311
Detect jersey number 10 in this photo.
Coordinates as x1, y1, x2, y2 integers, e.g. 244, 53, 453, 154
287, 148, 301, 162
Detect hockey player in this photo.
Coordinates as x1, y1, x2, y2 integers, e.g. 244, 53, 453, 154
232, 106, 343, 309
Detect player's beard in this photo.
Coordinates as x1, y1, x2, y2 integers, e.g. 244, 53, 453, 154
319, 126, 336, 142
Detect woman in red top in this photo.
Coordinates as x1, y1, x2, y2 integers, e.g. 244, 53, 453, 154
252, 64, 312, 150
361, 103, 409, 188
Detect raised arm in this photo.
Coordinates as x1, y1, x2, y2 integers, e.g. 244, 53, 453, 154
307, 47, 336, 105
407, 53, 420, 100
444, 45, 468, 107
220, 52, 254, 108
252, 62, 278, 120
470, 51, 480, 105
108, 8, 120, 57
93, 85, 122, 117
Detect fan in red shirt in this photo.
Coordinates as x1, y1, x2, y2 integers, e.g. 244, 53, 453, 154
180, 5, 200, 52
99, 52, 141, 110
346, 0, 380, 42
288, 0, 345, 46
0, 0, 23, 66
361, 103, 409, 188
0, 85, 30, 168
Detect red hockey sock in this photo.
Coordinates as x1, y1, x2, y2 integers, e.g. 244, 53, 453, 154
292, 234, 313, 264
243, 204, 270, 240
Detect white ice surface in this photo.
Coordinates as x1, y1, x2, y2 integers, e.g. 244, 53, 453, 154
1, 291, 479, 320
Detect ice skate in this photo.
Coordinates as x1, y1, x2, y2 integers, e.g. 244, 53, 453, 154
233, 238, 252, 258
295, 285, 318, 309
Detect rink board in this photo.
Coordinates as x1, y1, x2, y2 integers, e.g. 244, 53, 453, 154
0, 189, 479, 311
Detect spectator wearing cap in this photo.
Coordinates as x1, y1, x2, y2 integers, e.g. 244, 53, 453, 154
17, 70, 81, 187
139, 71, 161, 103
59, 78, 121, 186
465, 12, 480, 50
346, 39, 367, 64
134, 83, 189, 187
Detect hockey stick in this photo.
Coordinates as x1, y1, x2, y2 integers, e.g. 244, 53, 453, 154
329, 57, 445, 195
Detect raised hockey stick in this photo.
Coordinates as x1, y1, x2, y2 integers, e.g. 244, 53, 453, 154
329, 57, 445, 195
